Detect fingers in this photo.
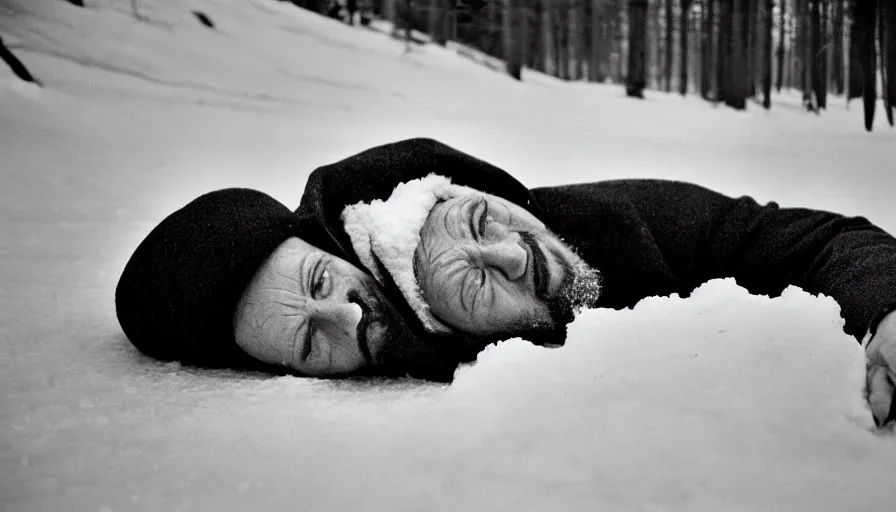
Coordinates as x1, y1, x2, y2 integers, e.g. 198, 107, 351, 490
866, 363, 896, 428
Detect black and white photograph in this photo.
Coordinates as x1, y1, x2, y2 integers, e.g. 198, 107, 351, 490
2, 0, 896, 510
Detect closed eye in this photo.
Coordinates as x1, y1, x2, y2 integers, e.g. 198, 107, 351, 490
468, 197, 490, 241
464, 267, 488, 315
477, 200, 490, 238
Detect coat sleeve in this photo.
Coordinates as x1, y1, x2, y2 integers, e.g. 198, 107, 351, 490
599, 179, 896, 343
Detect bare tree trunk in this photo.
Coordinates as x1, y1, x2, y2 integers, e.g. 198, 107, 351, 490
528, 1, 543, 70
853, 0, 876, 129
880, 0, 895, 126
651, 0, 662, 87
718, 0, 733, 102
702, 0, 715, 98
557, 0, 570, 79
726, 0, 747, 108
679, 0, 695, 94
628, 0, 650, 96
796, 0, 810, 105
591, 0, 603, 81
404, 0, 413, 45
543, 0, 556, 75
746, 0, 757, 96
614, 4, 625, 81
572, 0, 586, 79
831, 0, 844, 93
505, 0, 526, 80
847, 0, 863, 99
761, 0, 774, 106
776, 0, 786, 91
752, 0, 763, 94
664, 0, 675, 90
790, 1, 799, 88
820, 0, 830, 107
429, 0, 449, 45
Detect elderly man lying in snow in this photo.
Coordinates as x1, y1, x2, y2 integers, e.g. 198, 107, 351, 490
116, 138, 896, 426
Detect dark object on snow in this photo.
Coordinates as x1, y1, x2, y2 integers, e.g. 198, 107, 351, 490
116, 189, 300, 370
63, 0, 84, 6
359, 14, 371, 26
0, 35, 42, 87
192, 10, 215, 30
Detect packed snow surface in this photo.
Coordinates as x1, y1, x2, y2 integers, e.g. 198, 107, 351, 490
2, 1, 896, 510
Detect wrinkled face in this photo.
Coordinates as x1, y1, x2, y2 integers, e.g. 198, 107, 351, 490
414, 193, 601, 337
234, 237, 404, 377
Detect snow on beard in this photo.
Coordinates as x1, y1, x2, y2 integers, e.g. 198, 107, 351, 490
515, 231, 603, 348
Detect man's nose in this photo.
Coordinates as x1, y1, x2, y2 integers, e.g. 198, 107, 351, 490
313, 300, 363, 343
480, 236, 527, 281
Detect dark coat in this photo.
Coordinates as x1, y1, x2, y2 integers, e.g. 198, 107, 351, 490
295, 138, 896, 344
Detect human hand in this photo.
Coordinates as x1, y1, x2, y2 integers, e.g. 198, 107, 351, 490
866, 310, 896, 427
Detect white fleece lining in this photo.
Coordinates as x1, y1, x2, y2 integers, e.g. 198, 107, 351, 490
341, 174, 481, 333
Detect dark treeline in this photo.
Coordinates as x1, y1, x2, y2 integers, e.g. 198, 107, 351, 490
289, 0, 896, 131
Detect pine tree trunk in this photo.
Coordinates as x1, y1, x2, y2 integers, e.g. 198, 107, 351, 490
726, 0, 747, 108
652, 0, 662, 88
529, 1, 543, 70
761, 0, 773, 106
591, 0, 603, 81
790, 2, 799, 88
557, 1, 570, 79
664, 0, 674, 90
879, 0, 894, 126
404, 0, 413, 44
823, 0, 830, 106
853, 0, 876, 129
569, 1, 579, 79
847, 0, 864, 99
832, 0, 844, 94
505, 0, 525, 80
776, 0, 786, 91
702, 0, 715, 98
572, 0, 585, 79
797, 0, 812, 106
718, 0, 733, 102
746, 0, 757, 96
429, 0, 449, 45
680, 0, 695, 94
615, 5, 626, 82
811, 0, 826, 108
543, 0, 556, 75
628, 0, 650, 97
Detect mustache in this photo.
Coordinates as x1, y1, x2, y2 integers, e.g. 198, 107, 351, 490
519, 231, 551, 300
358, 254, 465, 383
347, 288, 376, 367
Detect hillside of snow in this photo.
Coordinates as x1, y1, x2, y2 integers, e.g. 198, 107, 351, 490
2, 1, 896, 511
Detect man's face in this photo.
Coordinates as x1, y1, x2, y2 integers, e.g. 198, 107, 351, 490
414, 193, 601, 337
234, 237, 405, 377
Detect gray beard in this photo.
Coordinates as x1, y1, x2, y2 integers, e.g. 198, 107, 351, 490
509, 234, 601, 347
547, 255, 602, 328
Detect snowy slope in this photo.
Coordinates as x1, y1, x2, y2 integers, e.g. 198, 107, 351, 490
2, 1, 895, 511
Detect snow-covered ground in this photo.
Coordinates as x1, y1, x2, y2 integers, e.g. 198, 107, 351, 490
2, 1, 896, 510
